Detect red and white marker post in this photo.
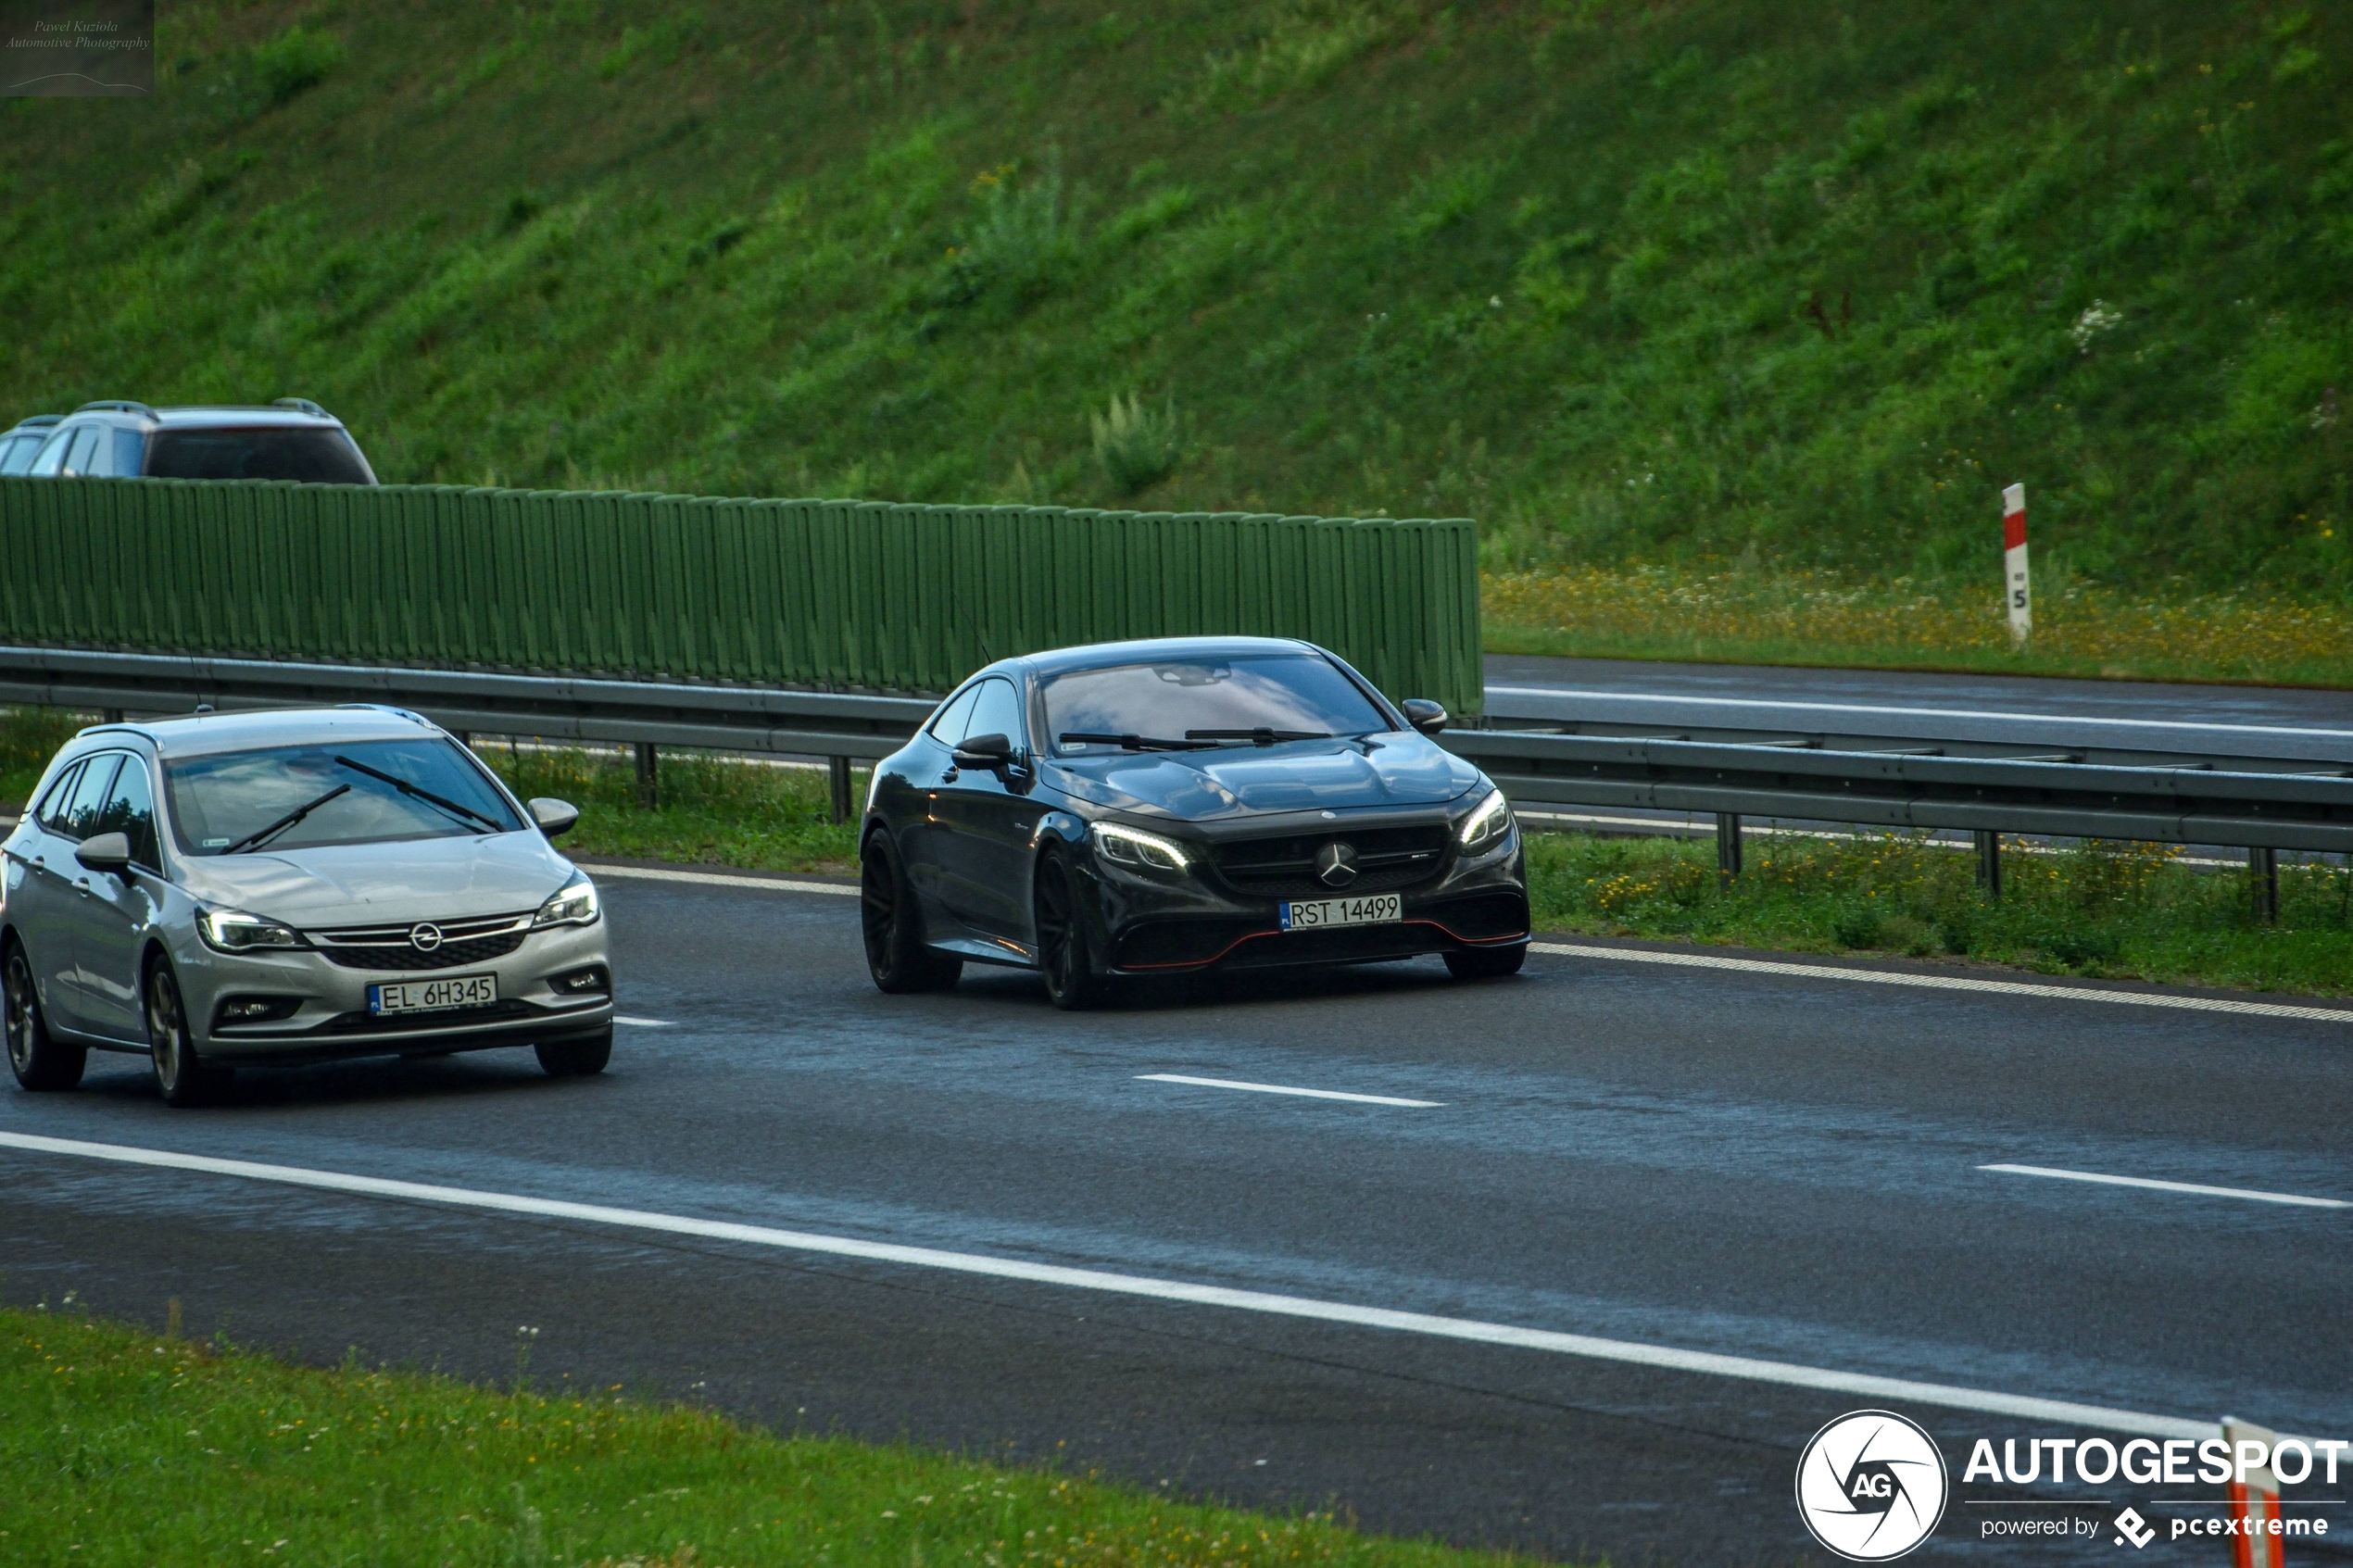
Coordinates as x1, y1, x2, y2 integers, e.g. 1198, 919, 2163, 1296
2002, 483, 2032, 646
2223, 1417, 2285, 1568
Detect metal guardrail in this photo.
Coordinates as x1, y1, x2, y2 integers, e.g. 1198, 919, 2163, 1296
4, 646, 2347, 913
0, 646, 937, 822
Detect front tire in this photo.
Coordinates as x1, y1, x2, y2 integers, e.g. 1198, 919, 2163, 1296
1035, 850, 1113, 1010
5, 940, 84, 1091
1444, 944, 1527, 981
146, 958, 228, 1107
535, 1025, 612, 1077
862, 829, 963, 994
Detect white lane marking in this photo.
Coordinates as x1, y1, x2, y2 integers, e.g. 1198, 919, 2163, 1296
1484, 684, 2353, 742
1980, 1163, 2350, 1210
1529, 943, 2353, 1023
0, 1129, 2224, 1441
612, 1016, 675, 1028
1137, 1073, 1443, 1108
587, 864, 857, 897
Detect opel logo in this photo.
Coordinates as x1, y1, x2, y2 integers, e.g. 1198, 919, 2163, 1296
409, 922, 444, 952
1315, 842, 1359, 888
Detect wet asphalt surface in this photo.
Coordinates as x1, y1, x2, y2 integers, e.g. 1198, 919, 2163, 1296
3, 867, 2348, 1565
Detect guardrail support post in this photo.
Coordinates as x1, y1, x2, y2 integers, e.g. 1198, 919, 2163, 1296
1974, 831, 2002, 898
102, 708, 124, 724
828, 757, 852, 824
1716, 813, 1743, 882
635, 743, 660, 810
2252, 847, 2279, 924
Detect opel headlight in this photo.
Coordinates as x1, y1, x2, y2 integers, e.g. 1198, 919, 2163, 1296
1457, 788, 1513, 851
197, 908, 303, 953
533, 874, 601, 928
1091, 822, 1191, 872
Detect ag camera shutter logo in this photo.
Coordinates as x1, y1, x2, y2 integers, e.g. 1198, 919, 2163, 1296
1794, 1410, 1949, 1561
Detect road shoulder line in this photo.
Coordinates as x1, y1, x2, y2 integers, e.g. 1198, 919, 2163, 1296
0, 1128, 2227, 1443
1529, 941, 2353, 1022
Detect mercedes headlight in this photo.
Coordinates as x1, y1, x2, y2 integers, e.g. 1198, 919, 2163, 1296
1457, 788, 1513, 851
1091, 822, 1191, 872
533, 874, 601, 928
196, 908, 303, 953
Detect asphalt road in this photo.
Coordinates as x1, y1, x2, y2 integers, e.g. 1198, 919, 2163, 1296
3, 868, 2348, 1565
1478, 658, 2353, 766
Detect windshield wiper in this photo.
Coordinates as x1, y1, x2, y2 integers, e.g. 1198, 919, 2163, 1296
1058, 732, 1220, 753
220, 784, 352, 855
334, 755, 502, 834
1184, 728, 1331, 746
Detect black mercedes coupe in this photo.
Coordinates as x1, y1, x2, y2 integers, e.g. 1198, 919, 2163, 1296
858, 636, 1529, 1008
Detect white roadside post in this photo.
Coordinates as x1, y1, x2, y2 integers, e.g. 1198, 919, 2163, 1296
2002, 483, 2032, 646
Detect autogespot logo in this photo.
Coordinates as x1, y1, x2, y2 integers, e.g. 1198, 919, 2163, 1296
1796, 1410, 1951, 1562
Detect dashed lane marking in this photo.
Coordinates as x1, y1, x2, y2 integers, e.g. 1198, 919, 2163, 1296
1980, 1163, 2349, 1210
588, 864, 857, 897
1136, 1073, 1442, 1108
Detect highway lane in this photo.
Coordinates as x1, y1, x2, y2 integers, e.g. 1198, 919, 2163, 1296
2, 869, 2347, 1564
1486, 653, 2353, 737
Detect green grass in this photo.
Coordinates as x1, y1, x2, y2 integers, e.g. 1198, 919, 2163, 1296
0, 1304, 1553, 1568
1529, 829, 2353, 998
3, 1, 2349, 612
481, 746, 863, 874
0, 708, 88, 813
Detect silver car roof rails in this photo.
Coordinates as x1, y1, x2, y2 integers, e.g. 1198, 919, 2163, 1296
15, 414, 63, 428
74, 400, 158, 418
271, 397, 331, 418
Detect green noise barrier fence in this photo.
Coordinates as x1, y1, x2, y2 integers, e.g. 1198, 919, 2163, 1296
0, 479, 1483, 716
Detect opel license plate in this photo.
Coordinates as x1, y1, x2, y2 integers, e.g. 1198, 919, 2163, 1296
1279, 893, 1402, 931
369, 972, 498, 1015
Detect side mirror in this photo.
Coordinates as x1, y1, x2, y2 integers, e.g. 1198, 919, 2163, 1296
951, 732, 1016, 771
1402, 699, 1449, 736
75, 831, 132, 877
528, 797, 580, 838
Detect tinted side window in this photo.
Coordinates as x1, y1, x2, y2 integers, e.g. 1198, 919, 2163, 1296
60, 425, 102, 477
33, 761, 86, 832
926, 684, 981, 743
963, 679, 1026, 749
28, 428, 73, 476
58, 754, 123, 841
0, 433, 40, 475
112, 427, 147, 477
95, 756, 162, 870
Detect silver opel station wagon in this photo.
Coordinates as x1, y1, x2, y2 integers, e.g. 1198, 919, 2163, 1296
1, 707, 612, 1105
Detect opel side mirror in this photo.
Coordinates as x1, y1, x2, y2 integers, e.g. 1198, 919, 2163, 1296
528, 797, 581, 838
1402, 699, 1449, 736
75, 831, 132, 877
952, 732, 1016, 771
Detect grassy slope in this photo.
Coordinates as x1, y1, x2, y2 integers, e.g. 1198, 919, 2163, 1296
2, 1, 2348, 603
0, 1305, 1550, 1568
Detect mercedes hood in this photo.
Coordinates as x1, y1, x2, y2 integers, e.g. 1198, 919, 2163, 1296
1051, 733, 1483, 822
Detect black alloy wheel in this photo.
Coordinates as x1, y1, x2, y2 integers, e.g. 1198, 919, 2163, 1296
1034, 849, 1111, 1010
1444, 945, 1528, 981
4, 941, 85, 1091
146, 958, 229, 1107
535, 1024, 613, 1077
861, 830, 963, 994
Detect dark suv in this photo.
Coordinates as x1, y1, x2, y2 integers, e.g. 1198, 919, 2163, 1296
21, 399, 378, 483
0, 415, 62, 475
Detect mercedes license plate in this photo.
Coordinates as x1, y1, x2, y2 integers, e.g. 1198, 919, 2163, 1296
1279, 894, 1402, 931
369, 972, 499, 1016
